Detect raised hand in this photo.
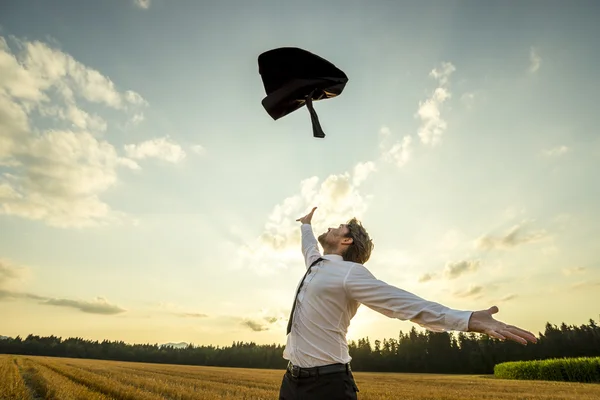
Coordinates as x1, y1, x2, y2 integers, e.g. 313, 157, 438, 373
296, 207, 317, 225
468, 306, 538, 345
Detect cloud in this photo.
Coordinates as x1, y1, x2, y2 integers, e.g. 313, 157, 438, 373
134, 0, 151, 9
154, 302, 209, 318
379, 126, 412, 168
499, 294, 517, 302
443, 259, 480, 279
571, 280, 600, 290
454, 285, 483, 298
0, 259, 28, 287
529, 47, 542, 73
0, 257, 124, 315
416, 62, 455, 146
0, 261, 20, 284
0, 289, 45, 301
241, 319, 269, 332
353, 161, 376, 186
239, 166, 373, 274
8, 37, 145, 110
124, 137, 186, 163
543, 145, 569, 157
0, 35, 147, 228
129, 112, 145, 125
0, 129, 139, 228
0, 289, 125, 315
176, 312, 208, 318
474, 222, 549, 251
42, 296, 125, 315
191, 144, 206, 156
240, 315, 282, 332
418, 273, 434, 283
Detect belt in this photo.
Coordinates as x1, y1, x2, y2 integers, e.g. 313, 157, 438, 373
286, 361, 351, 378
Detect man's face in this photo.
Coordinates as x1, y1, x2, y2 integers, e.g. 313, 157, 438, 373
318, 224, 351, 247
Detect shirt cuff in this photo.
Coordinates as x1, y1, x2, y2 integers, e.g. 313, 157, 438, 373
444, 309, 473, 332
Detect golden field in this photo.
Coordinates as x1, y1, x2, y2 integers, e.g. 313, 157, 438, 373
1, 354, 599, 399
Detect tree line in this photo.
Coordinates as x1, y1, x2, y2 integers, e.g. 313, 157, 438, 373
1, 318, 598, 374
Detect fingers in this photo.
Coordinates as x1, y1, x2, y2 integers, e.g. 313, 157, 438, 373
500, 330, 528, 345
506, 325, 538, 343
296, 207, 318, 223
486, 330, 506, 341
487, 325, 537, 345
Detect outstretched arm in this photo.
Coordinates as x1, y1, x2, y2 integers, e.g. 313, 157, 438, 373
344, 264, 537, 345
296, 207, 322, 269
344, 264, 471, 332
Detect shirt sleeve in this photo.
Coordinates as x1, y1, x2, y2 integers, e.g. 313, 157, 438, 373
301, 224, 322, 269
343, 264, 472, 332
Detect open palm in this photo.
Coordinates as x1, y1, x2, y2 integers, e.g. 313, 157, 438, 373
296, 207, 317, 225
468, 306, 537, 345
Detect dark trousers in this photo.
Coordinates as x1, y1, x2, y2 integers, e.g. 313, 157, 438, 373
279, 368, 359, 400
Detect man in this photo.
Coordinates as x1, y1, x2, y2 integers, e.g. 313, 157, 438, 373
279, 207, 537, 400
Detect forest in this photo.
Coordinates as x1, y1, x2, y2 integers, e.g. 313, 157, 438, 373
1, 319, 598, 374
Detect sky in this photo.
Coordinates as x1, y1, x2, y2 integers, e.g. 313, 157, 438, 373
1, 0, 599, 348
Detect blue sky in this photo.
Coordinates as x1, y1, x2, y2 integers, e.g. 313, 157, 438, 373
1, 0, 599, 347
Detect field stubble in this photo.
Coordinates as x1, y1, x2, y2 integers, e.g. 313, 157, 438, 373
1, 354, 599, 399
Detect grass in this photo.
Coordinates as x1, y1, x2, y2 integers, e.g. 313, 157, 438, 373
1, 354, 599, 399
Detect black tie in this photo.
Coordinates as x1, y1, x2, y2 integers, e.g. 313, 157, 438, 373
286, 257, 324, 335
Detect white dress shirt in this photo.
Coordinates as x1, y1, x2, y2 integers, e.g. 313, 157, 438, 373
283, 224, 473, 368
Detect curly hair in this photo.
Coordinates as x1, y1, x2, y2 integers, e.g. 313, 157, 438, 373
342, 218, 374, 264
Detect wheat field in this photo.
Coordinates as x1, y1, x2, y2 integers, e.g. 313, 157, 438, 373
1, 354, 599, 399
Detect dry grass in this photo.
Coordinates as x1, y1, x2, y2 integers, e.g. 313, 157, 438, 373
17, 357, 112, 400
1, 354, 599, 399
0, 355, 31, 400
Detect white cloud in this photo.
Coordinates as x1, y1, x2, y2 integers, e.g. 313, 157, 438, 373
39, 104, 107, 132
130, 112, 145, 125
543, 145, 569, 157
529, 47, 542, 73
454, 285, 483, 298
379, 126, 412, 168
1, 130, 138, 228
124, 137, 186, 163
43, 296, 126, 315
20, 39, 132, 109
239, 166, 373, 274
416, 62, 455, 146
443, 259, 480, 279
124, 90, 148, 106
134, 0, 151, 9
352, 161, 376, 186
0, 35, 147, 227
191, 144, 206, 156
474, 222, 549, 251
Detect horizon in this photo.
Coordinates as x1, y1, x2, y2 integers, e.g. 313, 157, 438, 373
1, 1, 599, 349
2, 313, 599, 348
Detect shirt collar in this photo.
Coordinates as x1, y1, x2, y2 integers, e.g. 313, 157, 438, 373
322, 254, 344, 262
